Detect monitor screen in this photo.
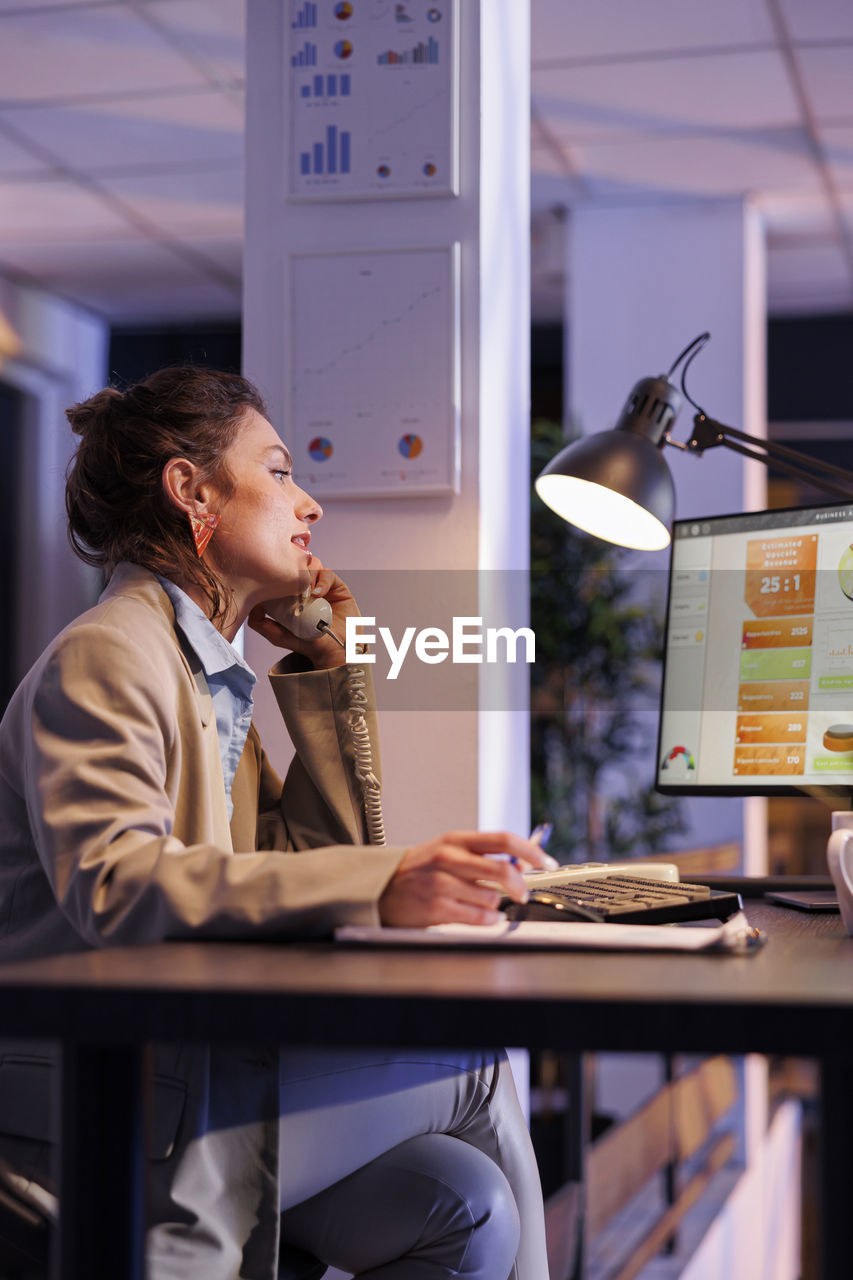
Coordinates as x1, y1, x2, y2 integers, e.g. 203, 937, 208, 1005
656, 501, 853, 796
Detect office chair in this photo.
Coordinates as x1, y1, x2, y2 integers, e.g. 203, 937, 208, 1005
0, 1160, 51, 1280
0, 1159, 327, 1280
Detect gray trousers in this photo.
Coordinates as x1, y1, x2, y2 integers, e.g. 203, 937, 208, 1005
278, 1049, 549, 1280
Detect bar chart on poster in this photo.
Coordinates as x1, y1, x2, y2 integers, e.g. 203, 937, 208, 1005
288, 248, 459, 497
288, 0, 457, 198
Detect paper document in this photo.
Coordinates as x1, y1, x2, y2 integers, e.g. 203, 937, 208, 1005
336, 911, 764, 954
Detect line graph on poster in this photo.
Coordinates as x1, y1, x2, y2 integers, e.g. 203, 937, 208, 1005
289, 247, 459, 498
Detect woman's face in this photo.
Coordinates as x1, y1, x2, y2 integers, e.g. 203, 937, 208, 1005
205, 408, 322, 609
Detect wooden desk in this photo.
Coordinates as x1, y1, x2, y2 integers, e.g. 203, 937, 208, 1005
0, 902, 850, 1279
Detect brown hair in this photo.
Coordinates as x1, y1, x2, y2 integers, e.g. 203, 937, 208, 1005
65, 366, 267, 621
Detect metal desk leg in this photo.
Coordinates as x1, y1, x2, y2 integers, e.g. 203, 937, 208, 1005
662, 1053, 678, 1256
57, 1043, 149, 1280
819, 1054, 853, 1280
564, 1052, 591, 1280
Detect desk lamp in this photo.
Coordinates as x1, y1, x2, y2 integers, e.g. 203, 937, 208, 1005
538, 334, 853, 930
534, 333, 853, 550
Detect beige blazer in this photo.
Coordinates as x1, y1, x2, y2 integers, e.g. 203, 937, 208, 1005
0, 563, 406, 1278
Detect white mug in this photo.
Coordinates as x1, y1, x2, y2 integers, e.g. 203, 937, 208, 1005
827, 811, 853, 936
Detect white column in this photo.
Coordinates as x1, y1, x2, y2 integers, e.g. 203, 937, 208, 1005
566, 198, 768, 871
567, 201, 774, 1280
243, 0, 531, 843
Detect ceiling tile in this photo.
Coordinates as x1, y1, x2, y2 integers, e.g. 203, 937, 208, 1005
534, 130, 821, 201
819, 122, 853, 193
175, 232, 242, 277
797, 47, 853, 123
0, 0, 101, 8
146, 0, 246, 79
0, 236, 240, 321
0, 89, 243, 172
0, 176, 134, 239
530, 138, 575, 180
0, 6, 211, 104
838, 188, 853, 227
778, 0, 853, 44
531, 0, 775, 64
0, 125, 50, 175
96, 164, 244, 235
532, 50, 801, 143
0, 0, 847, 320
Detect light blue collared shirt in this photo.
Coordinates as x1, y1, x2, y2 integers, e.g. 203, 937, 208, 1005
157, 576, 257, 822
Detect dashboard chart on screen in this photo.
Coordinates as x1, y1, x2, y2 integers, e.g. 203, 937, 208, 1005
657, 503, 853, 795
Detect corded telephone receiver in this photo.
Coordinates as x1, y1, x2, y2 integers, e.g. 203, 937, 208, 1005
265, 590, 387, 848
268, 589, 340, 645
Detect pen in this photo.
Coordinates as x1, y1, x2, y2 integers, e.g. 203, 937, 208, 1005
529, 822, 553, 850
486, 823, 555, 868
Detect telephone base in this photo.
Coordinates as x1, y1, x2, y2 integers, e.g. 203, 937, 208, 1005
524, 860, 680, 887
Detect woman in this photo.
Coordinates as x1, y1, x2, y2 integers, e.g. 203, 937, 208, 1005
0, 367, 552, 1279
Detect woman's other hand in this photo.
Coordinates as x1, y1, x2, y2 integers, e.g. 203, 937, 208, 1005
248, 557, 359, 669
379, 831, 559, 928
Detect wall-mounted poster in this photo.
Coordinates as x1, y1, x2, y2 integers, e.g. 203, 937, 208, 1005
288, 0, 458, 199
288, 247, 460, 497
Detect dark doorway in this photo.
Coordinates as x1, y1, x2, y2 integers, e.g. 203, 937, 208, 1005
109, 322, 242, 387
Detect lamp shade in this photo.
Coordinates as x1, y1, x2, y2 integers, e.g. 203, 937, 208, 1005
535, 375, 680, 551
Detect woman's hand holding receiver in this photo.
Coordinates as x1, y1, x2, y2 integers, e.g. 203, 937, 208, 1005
379, 831, 559, 928
249, 557, 360, 669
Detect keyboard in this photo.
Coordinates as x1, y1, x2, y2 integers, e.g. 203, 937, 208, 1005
512, 863, 742, 926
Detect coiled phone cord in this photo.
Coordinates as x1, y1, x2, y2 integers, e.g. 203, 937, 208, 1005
345, 665, 387, 847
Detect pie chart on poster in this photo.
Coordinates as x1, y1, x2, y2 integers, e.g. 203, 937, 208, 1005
334, 2, 353, 17
308, 437, 333, 462
398, 434, 423, 459
839, 544, 853, 600
334, 39, 353, 59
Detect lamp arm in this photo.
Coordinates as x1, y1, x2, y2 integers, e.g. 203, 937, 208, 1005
675, 414, 853, 500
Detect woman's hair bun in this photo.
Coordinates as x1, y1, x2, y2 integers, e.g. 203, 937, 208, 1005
65, 387, 124, 438
64, 365, 267, 621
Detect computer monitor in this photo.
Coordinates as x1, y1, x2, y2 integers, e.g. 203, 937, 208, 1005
656, 501, 853, 797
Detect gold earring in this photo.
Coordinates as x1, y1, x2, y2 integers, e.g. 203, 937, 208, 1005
188, 511, 220, 558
